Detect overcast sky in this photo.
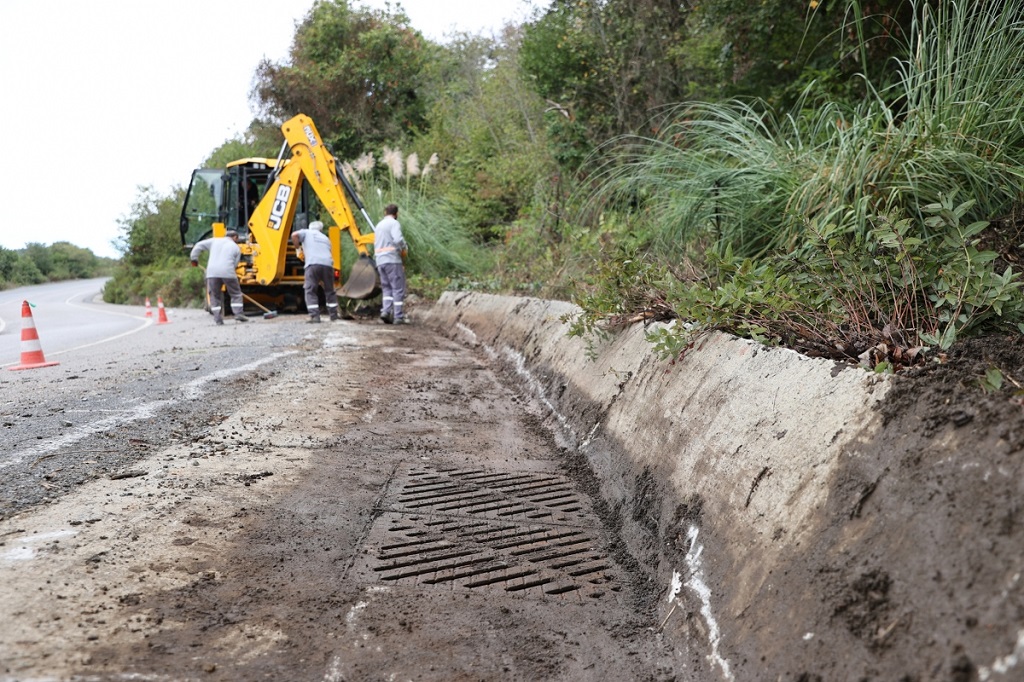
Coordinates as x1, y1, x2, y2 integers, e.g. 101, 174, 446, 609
0, 0, 539, 259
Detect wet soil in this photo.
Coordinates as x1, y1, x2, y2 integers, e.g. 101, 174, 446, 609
0, 315, 683, 681
5, 298, 1024, 681
800, 333, 1024, 680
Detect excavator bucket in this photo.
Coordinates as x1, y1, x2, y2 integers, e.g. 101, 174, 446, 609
337, 255, 380, 300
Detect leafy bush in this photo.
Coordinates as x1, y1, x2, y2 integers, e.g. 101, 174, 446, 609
105, 186, 199, 306
569, 192, 1024, 371
568, 0, 1024, 369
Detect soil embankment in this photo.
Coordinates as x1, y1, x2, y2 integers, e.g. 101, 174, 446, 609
423, 291, 1024, 681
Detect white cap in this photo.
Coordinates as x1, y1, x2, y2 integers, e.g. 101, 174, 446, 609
309, 221, 324, 231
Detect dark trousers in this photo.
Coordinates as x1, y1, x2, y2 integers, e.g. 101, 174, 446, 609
304, 264, 339, 318
207, 277, 243, 321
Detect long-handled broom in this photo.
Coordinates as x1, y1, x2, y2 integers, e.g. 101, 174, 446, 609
241, 293, 279, 319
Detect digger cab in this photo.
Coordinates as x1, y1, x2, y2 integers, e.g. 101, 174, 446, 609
179, 159, 278, 248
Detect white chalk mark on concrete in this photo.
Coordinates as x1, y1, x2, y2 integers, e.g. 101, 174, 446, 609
685, 525, 733, 681
979, 629, 1024, 680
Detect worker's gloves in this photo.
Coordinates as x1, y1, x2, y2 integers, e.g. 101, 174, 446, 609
190, 260, 199, 267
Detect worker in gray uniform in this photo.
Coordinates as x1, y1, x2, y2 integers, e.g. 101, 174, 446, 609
373, 204, 408, 324
190, 230, 249, 325
291, 220, 341, 323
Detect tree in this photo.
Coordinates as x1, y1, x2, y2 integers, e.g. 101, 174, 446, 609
252, 0, 436, 159
203, 120, 286, 169
519, 0, 692, 171
518, 0, 924, 168
0, 247, 18, 285
10, 255, 45, 285
681, 0, 919, 108
114, 186, 187, 267
416, 30, 559, 240
22, 243, 54, 280
104, 185, 204, 306
48, 242, 99, 280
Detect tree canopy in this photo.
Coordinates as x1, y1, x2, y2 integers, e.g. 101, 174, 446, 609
252, 0, 435, 159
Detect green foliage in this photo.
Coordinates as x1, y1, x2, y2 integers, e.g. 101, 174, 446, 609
113, 187, 186, 267
344, 148, 481, 283
105, 186, 199, 306
47, 242, 103, 280
417, 32, 560, 242
565, 244, 671, 330
517, 0, 915, 167
571, 192, 1024, 367
22, 243, 53, 278
912, 194, 1024, 350
102, 259, 206, 308
252, 0, 435, 159
589, 0, 1024, 266
520, 0, 692, 162
0, 242, 109, 289
0, 248, 17, 283
203, 122, 284, 168
980, 367, 1004, 394
9, 255, 46, 286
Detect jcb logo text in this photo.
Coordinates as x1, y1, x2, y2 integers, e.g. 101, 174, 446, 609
268, 185, 291, 231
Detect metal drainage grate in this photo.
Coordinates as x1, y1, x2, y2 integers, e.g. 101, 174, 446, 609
360, 466, 620, 601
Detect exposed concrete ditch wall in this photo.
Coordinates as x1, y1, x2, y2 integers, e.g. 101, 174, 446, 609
422, 291, 894, 679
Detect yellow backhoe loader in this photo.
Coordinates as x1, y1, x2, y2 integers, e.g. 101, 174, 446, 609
179, 114, 379, 313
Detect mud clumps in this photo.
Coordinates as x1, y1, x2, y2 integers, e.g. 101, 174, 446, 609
832, 569, 894, 648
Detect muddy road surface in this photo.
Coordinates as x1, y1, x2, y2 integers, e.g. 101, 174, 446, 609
1, 299, 684, 681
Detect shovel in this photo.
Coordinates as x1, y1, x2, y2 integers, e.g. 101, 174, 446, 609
337, 255, 380, 300
241, 293, 279, 319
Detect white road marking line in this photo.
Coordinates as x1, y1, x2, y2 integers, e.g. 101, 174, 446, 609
1, 351, 297, 470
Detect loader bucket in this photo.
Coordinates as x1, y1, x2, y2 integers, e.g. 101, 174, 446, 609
337, 255, 380, 300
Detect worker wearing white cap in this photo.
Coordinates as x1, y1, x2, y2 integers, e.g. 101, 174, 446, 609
374, 204, 408, 324
190, 230, 249, 325
290, 220, 340, 323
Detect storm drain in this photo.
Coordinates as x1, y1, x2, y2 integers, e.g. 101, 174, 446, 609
355, 465, 621, 601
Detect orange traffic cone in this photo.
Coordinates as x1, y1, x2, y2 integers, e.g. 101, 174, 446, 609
144, 297, 152, 317
156, 296, 170, 325
8, 301, 59, 371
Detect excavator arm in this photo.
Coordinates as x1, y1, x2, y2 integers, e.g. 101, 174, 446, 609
244, 114, 376, 289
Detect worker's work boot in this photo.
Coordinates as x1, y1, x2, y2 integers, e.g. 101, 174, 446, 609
380, 312, 393, 325
214, 314, 224, 326
330, 313, 340, 322
308, 315, 321, 324
236, 314, 249, 323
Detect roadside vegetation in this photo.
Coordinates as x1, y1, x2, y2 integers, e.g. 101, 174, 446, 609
0, 242, 113, 290
106, 0, 1024, 373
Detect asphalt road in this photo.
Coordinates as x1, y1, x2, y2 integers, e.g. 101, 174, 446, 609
0, 278, 152, 367
1, 279, 299, 499
0, 284, 690, 681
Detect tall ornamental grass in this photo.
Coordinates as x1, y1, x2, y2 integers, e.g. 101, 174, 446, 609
570, 0, 1024, 364
593, 0, 1024, 260
344, 148, 481, 290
